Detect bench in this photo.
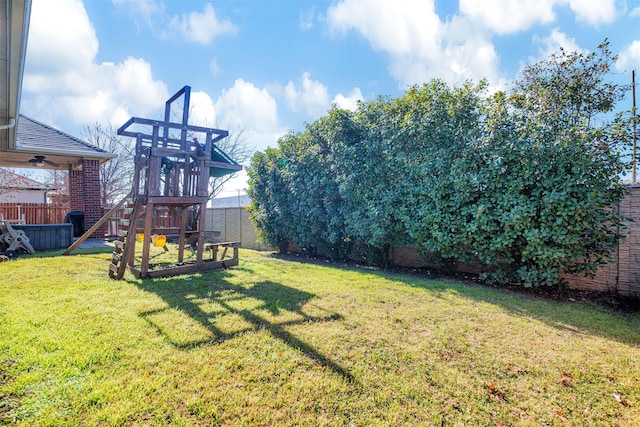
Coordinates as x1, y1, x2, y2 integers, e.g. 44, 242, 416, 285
205, 241, 241, 261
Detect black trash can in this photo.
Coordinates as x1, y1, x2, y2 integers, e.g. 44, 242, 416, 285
65, 210, 85, 237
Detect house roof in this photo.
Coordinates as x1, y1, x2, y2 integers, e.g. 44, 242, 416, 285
210, 194, 250, 208
0, 114, 116, 169
0, 169, 55, 191
16, 114, 113, 157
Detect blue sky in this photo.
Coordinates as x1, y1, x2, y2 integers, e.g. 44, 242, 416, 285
19, 0, 640, 196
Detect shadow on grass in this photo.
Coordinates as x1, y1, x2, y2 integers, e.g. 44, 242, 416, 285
135, 274, 354, 382
383, 269, 640, 347
272, 254, 640, 347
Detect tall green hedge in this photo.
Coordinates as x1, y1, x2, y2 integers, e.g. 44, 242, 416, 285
247, 42, 633, 286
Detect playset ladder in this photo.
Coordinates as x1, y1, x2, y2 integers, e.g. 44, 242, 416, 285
109, 199, 143, 279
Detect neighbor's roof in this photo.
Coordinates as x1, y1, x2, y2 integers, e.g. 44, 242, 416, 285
0, 169, 55, 191
210, 194, 250, 208
15, 114, 113, 159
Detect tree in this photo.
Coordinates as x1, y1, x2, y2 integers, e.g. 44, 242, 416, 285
247, 41, 631, 287
207, 127, 252, 199
247, 145, 296, 253
335, 95, 409, 264
282, 109, 354, 259
378, 80, 487, 265
43, 169, 69, 204
247, 112, 356, 259
464, 40, 631, 285
83, 123, 135, 206
510, 39, 627, 130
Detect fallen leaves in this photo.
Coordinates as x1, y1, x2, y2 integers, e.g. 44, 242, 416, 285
487, 381, 508, 403
612, 393, 630, 407
560, 371, 574, 388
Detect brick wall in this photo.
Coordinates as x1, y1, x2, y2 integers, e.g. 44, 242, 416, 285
68, 168, 83, 211
68, 160, 104, 238
563, 185, 640, 298
390, 246, 485, 276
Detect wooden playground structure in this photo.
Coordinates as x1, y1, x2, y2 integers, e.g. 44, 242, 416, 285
72, 86, 241, 279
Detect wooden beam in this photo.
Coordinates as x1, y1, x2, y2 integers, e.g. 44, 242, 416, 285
63, 193, 131, 255
140, 202, 155, 277
130, 258, 237, 279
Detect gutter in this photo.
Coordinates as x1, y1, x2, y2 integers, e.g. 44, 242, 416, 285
13, 146, 117, 160
0, 118, 16, 130
5, 0, 33, 149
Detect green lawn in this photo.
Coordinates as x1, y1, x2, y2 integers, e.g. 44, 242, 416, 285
1, 247, 639, 426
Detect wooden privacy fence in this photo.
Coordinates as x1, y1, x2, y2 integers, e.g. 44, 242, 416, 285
0, 203, 69, 224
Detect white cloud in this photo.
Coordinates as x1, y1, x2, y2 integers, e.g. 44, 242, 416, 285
325, 0, 616, 90
439, 15, 503, 85
459, 0, 557, 34
616, 40, 640, 72
327, 1, 501, 88
328, 0, 441, 59
168, 3, 238, 44
214, 79, 283, 152
459, 0, 615, 32
215, 79, 278, 131
26, 0, 98, 72
111, 0, 165, 30
299, 6, 315, 31
568, 0, 616, 25
113, 0, 237, 44
531, 29, 583, 62
22, 0, 169, 129
631, 5, 640, 17
284, 72, 332, 117
209, 58, 221, 76
332, 88, 364, 111
188, 91, 218, 127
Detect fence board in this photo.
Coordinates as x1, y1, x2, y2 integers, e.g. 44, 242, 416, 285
0, 203, 69, 224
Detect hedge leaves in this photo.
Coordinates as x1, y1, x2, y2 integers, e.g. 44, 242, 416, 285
248, 41, 632, 286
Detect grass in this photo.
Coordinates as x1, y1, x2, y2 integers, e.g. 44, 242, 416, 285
1, 246, 639, 426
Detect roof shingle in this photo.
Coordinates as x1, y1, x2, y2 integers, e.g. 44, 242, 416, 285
16, 114, 112, 157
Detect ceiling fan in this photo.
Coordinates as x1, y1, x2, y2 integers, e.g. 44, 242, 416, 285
23, 155, 60, 167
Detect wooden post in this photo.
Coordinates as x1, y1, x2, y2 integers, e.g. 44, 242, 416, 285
117, 199, 143, 279
196, 201, 207, 264
140, 202, 154, 276
178, 206, 189, 263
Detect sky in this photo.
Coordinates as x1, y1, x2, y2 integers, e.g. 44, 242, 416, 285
19, 0, 640, 196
